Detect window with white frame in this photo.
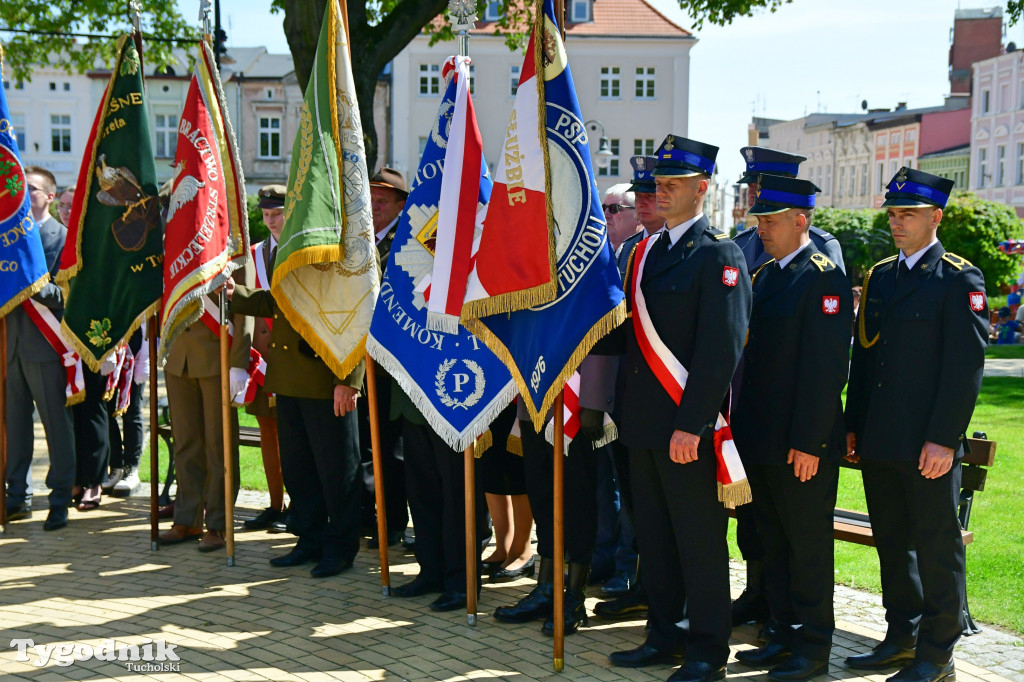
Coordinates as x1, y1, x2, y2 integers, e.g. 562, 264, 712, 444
634, 67, 655, 99
861, 163, 868, 195
849, 166, 856, 196
154, 113, 178, 158
570, 0, 591, 22
419, 63, 441, 96
824, 166, 831, 194
418, 136, 428, 165
878, 162, 886, 191
1000, 83, 1010, 112
598, 138, 620, 177
10, 113, 26, 152
997, 145, 1006, 186
50, 114, 71, 153
633, 138, 655, 156
837, 167, 845, 197
1017, 143, 1024, 184
599, 66, 620, 99
259, 116, 282, 159
509, 65, 520, 97
982, 89, 991, 114
483, 1, 501, 21
978, 148, 987, 187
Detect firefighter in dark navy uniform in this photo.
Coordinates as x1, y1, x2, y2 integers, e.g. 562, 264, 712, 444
844, 168, 988, 682
731, 175, 852, 681
606, 134, 751, 682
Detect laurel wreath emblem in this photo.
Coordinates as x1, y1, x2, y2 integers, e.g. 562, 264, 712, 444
285, 100, 314, 224
435, 358, 485, 409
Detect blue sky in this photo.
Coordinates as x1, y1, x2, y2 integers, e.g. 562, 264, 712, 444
183, 0, 1023, 185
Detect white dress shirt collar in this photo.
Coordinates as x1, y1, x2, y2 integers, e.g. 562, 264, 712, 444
776, 240, 812, 270
899, 237, 939, 272
663, 213, 704, 247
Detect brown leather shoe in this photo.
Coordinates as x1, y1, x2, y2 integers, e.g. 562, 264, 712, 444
158, 523, 203, 545
197, 530, 225, 552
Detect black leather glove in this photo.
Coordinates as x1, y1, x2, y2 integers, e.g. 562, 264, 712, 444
578, 407, 606, 443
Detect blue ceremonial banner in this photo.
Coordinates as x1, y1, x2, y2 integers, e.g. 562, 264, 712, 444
366, 67, 515, 450
463, 0, 626, 430
0, 69, 49, 318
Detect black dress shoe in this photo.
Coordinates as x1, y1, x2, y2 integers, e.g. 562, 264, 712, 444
268, 510, 292, 534
887, 659, 955, 682
608, 643, 684, 668
43, 507, 68, 531
769, 655, 828, 681
846, 642, 917, 670
393, 575, 443, 598
493, 583, 554, 623
5, 503, 31, 522
594, 591, 648, 619
429, 592, 467, 611
736, 641, 791, 667
667, 660, 727, 682
310, 557, 353, 578
367, 529, 405, 549
269, 546, 321, 567
243, 506, 283, 530
491, 556, 536, 582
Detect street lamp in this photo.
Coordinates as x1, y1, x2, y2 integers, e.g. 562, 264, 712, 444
585, 120, 614, 169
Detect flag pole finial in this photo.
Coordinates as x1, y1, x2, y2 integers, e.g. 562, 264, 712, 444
129, 0, 142, 36
199, 0, 213, 36
447, 0, 477, 56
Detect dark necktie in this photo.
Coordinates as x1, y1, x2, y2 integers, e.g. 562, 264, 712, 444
646, 234, 671, 272
269, 245, 278, 274
895, 260, 910, 291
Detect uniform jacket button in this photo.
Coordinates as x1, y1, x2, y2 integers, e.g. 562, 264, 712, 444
283, 345, 289, 351
633, 367, 639, 374
271, 342, 276, 348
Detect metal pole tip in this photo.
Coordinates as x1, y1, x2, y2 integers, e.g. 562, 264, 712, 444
382, 586, 392, 597
226, 557, 235, 567
151, 541, 159, 551
554, 658, 564, 672
467, 614, 477, 626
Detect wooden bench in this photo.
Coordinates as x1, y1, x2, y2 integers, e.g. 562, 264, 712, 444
730, 434, 997, 634
154, 397, 262, 505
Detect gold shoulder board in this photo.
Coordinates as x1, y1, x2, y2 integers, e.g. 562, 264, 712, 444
941, 253, 972, 270
809, 253, 835, 271
750, 259, 775, 285
713, 232, 730, 241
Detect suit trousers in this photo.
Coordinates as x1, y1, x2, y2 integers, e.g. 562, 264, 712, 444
630, 442, 731, 665
861, 459, 965, 664
109, 381, 144, 469
358, 386, 407, 534
521, 423, 600, 562
73, 368, 110, 488
4, 351, 75, 507
165, 371, 239, 531
276, 395, 361, 562
746, 461, 838, 660
402, 419, 486, 593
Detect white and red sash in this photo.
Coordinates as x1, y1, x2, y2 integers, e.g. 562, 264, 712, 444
200, 296, 266, 405
543, 370, 617, 452
252, 240, 275, 331
629, 234, 751, 508
21, 299, 85, 405
103, 343, 135, 415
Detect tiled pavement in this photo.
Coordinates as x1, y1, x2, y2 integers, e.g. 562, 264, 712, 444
1, 489, 1022, 682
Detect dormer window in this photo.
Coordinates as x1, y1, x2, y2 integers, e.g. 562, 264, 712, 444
570, 0, 591, 22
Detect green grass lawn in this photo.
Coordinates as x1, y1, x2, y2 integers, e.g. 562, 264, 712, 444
728, 375, 1024, 635
986, 344, 1024, 359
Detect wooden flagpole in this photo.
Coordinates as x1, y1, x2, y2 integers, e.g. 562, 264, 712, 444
1, 318, 7, 534
148, 318, 159, 549
365, 355, 391, 595
552, 0, 567, 672
464, 444, 477, 625
219, 290, 235, 565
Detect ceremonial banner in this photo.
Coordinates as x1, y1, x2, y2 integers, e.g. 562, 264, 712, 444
158, 40, 248, 363
57, 36, 163, 370
271, 0, 378, 379
459, 2, 554, 318
0, 50, 49, 317
367, 60, 515, 450
462, 0, 626, 429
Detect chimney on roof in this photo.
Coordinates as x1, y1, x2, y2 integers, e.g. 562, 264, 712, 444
949, 7, 1003, 97
896, 102, 907, 111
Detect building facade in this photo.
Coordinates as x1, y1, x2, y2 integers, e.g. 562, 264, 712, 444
390, 0, 694, 195
970, 49, 1024, 215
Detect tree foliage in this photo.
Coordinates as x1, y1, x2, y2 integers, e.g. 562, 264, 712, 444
0, 1, 196, 81
813, 207, 891, 283
869, 193, 1024, 295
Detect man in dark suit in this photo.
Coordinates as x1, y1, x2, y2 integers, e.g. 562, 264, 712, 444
732, 175, 852, 681
844, 168, 987, 682
608, 135, 751, 682
729, 146, 845, 627
4, 167, 76, 530
360, 167, 408, 548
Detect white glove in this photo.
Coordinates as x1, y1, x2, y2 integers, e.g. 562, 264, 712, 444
133, 341, 150, 385
99, 355, 118, 376
229, 367, 248, 400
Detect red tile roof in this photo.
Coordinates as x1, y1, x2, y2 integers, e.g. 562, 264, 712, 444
451, 0, 692, 38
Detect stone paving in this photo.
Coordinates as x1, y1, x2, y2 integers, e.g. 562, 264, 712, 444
1, 488, 1022, 682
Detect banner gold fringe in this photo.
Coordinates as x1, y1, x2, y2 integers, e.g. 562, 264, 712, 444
506, 432, 523, 456
0, 275, 48, 320
473, 430, 492, 458
718, 479, 752, 509
59, 299, 157, 374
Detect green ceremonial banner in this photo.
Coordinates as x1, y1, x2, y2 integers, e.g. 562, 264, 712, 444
57, 35, 163, 371
270, 0, 379, 380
